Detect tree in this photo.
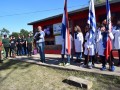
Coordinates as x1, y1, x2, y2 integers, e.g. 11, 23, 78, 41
11, 32, 20, 38
94, 0, 113, 4
20, 29, 29, 37
0, 28, 10, 36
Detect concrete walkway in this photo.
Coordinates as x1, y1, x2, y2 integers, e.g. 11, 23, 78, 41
10, 54, 120, 77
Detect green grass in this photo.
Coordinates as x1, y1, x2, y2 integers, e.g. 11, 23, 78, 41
0, 60, 120, 90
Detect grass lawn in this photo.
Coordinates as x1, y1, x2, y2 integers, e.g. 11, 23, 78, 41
0, 60, 120, 90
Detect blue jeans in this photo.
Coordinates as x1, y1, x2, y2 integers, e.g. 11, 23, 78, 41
61, 54, 70, 63
36, 42, 45, 62
76, 52, 82, 60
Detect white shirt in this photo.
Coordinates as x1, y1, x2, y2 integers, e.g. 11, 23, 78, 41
34, 31, 45, 43
112, 28, 120, 49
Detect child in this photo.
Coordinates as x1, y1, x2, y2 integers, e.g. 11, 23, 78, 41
84, 26, 95, 69
97, 24, 114, 71
74, 25, 84, 64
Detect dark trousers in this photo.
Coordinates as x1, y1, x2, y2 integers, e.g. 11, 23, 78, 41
100, 56, 106, 67
84, 55, 94, 65
9, 47, 12, 57
4, 47, 9, 58
61, 54, 70, 63
17, 45, 22, 55
27, 43, 32, 56
23, 44, 27, 55
118, 50, 120, 63
10, 47, 15, 56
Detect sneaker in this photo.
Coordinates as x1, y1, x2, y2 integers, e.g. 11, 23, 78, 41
0, 60, 3, 63
81, 64, 87, 68
65, 63, 70, 66
59, 63, 64, 66
88, 62, 92, 69
100, 66, 106, 71
117, 63, 120, 67
110, 65, 115, 72
92, 64, 95, 68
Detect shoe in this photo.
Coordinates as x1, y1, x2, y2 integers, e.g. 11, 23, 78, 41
88, 62, 92, 69
65, 63, 70, 66
117, 63, 120, 67
0, 60, 3, 63
59, 63, 64, 66
100, 66, 106, 71
92, 64, 95, 68
110, 65, 115, 72
74, 60, 80, 63
81, 64, 87, 68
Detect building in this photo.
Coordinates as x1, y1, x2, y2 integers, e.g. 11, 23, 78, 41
28, 0, 120, 54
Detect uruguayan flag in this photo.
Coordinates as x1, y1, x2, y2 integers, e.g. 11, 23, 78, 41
87, 0, 96, 33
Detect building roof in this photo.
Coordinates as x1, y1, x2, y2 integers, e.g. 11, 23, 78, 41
28, 0, 120, 25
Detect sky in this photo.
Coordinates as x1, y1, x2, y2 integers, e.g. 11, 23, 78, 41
0, 0, 89, 34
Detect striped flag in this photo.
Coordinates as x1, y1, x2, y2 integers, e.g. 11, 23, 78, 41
104, 0, 112, 60
61, 0, 71, 55
87, 0, 96, 33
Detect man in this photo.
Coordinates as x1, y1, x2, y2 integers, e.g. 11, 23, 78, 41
22, 35, 27, 55
2, 35, 10, 59
26, 34, 33, 57
34, 26, 45, 63
112, 19, 120, 66
10, 36, 16, 58
17, 35, 23, 56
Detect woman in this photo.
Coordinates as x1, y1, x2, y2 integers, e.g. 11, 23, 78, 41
74, 25, 84, 63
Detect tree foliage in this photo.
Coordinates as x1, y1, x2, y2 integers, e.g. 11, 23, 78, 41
10, 29, 32, 38
94, 0, 113, 4
20, 29, 29, 37
0, 28, 10, 36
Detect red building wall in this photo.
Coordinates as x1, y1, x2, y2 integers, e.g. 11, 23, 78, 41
32, 2, 120, 54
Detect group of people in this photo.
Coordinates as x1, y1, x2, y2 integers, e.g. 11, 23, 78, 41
59, 19, 120, 72
0, 33, 33, 63
0, 19, 120, 72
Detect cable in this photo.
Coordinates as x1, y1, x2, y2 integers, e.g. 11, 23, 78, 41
0, 4, 88, 17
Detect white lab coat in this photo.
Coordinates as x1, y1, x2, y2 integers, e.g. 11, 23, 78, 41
84, 31, 95, 56
112, 28, 120, 49
61, 34, 73, 55
97, 31, 114, 56
74, 32, 84, 53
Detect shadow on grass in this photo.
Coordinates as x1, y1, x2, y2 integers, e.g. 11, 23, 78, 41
0, 59, 33, 83
0, 59, 32, 70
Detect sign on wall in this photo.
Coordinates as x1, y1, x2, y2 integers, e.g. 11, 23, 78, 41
55, 35, 63, 45
53, 23, 62, 35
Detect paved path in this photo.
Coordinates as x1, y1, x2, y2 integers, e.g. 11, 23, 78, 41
10, 54, 120, 77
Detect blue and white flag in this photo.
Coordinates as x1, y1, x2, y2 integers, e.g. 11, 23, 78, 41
87, 0, 96, 33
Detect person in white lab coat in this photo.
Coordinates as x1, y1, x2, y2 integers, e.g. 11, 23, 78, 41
74, 25, 84, 63
112, 19, 120, 66
97, 24, 114, 71
84, 26, 95, 69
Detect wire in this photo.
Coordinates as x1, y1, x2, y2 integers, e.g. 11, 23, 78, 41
0, 4, 88, 17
